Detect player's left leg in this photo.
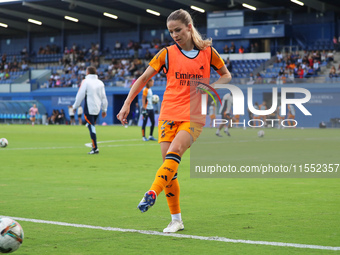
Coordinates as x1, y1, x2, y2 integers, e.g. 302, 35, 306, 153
163, 175, 184, 233
148, 110, 157, 141
141, 111, 149, 141
84, 114, 99, 154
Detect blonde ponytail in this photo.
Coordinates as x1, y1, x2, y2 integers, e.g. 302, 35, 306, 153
167, 9, 212, 50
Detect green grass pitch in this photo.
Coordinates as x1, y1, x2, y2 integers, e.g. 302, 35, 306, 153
0, 124, 339, 254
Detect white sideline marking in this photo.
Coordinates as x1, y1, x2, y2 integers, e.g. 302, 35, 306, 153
0, 140, 158, 151
2, 216, 339, 251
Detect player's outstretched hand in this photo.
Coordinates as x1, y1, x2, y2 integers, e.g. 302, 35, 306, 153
102, 112, 107, 118
117, 104, 130, 125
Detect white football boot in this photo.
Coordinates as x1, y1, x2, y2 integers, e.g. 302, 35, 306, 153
163, 220, 184, 233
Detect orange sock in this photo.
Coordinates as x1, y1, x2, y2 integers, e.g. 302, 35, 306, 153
150, 152, 181, 196
164, 175, 181, 214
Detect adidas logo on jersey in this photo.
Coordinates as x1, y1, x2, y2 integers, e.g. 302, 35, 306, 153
200, 66, 204, 70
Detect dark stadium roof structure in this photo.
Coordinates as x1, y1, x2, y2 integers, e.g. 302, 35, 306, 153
0, 0, 340, 35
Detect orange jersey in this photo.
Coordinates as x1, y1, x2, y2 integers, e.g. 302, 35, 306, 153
149, 44, 225, 125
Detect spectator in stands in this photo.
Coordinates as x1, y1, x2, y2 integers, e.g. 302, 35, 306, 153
255, 72, 263, 84
250, 43, 255, 53
286, 70, 295, 83
115, 40, 122, 50
329, 66, 338, 79
238, 46, 244, 54
127, 40, 134, 49
133, 42, 141, 58
286, 52, 294, 64
38, 46, 45, 55
223, 44, 230, 53
297, 65, 304, 79
21, 46, 27, 56
145, 49, 153, 60
291, 50, 300, 63
313, 59, 320, 75
321, 50, 327, 63
4, 69, 10, 80
326, 50, 334, 62
128, 59, 139, 75
308, 55, 314, 68
21, 60, 28, 71
305, 65, 315, 78
58, 77, 66, 87
98, 71, 105, 80
286, 60, 296, 71
276, 51, 283, 63
55, 77, 62, 87
90, 56, 100, 68
3, 62, 9, 71
301, 60, 308, 71
247, 72, 255, 85
314, 50, 321, 63
333, 36, 338, 52
226, 58, 232, 73
0, 70, 4, 80
229, 42, 236, 53
59, 109, 66, 124
48, 109, 57, 124
254, 42, 259, 52
277, 67, 285, 84
1, 53, 7, 65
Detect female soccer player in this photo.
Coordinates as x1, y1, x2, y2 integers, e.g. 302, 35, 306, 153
117, 9, 232, 233
29, 104, 39, 126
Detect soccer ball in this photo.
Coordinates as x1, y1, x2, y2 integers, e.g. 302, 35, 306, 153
152, 95, 159, 104
0, 138, 8, 148
258, 130, 265, 137
0, 218, 24, 253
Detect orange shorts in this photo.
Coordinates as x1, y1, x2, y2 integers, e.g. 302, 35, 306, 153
158, 121, 203, 143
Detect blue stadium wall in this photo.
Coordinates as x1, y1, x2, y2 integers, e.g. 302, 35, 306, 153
0, 83, 339, 127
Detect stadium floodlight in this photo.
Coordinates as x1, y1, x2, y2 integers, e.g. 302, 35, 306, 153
291, 0, 304, 6
0, 22, 8, 28
28, 18, 42, 25
146, 9, 160, 16
64, 16, 79, 22
242, 3, 256, 11
0, 0, 21, 2
103, 12, 118, 19
190, 5, 205, 13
